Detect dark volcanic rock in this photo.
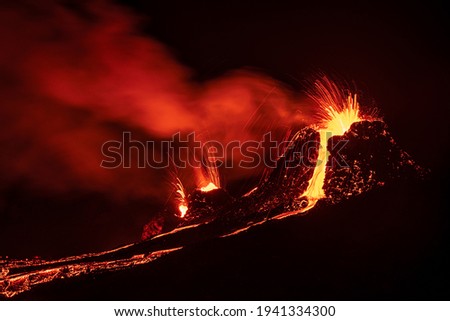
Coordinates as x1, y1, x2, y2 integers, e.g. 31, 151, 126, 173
324, 121, 426, 203
184, 188, 234, 223
206, 126, 319, 227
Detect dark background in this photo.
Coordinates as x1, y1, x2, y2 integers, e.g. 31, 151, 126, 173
2, 0, 450, 299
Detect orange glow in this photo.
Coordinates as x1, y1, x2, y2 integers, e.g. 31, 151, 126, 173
174, 178, 188, 218
0, 247, 182, 298
322, 94, 360, 135
178, 204, 188, 217
298, 81, 362, 213
199, 182, 219, 192
195, 144, 221, 193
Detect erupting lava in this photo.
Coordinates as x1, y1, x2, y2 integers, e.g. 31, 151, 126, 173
174, 163, 220, 218
196, 146, 221, 193
174, 178, 188, 218
0, 0, 429, 300
178, 204, 188, 218
199, 182, 219, 192
298, 81, 362, 212
1, 77, 425, 299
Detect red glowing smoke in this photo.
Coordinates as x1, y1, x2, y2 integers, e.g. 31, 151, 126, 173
0, 0, 312, 200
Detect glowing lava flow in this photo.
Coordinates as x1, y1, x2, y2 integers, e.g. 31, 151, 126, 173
299, 92, 361, 212
0, 247, 182, 298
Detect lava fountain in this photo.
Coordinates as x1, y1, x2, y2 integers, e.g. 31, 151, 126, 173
298, 80, 362, 213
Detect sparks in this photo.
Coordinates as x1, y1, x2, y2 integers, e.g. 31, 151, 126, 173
298, 80, 362, 212
174, 178, 189, 218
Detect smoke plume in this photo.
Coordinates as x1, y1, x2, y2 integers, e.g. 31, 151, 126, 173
0, 0, 311, 200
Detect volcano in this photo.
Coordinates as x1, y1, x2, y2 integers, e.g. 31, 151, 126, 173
1, 0, 448, 302
0, 100, 427, 299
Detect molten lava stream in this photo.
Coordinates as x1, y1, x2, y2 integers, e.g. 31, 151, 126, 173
297, 93, 361, 214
